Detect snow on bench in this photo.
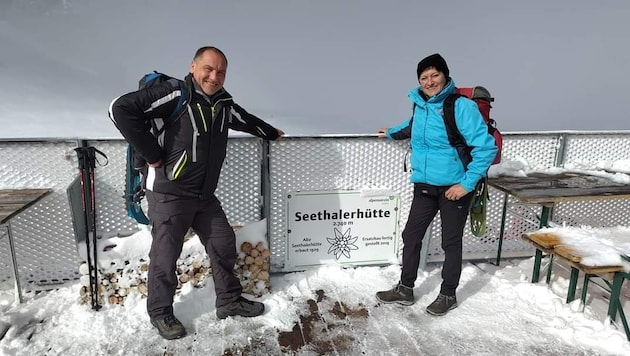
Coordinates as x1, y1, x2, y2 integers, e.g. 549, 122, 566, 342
523, 226, 630, 275
522, 226, 630, 341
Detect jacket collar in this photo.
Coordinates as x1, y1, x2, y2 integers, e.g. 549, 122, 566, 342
185, 74, 232, 105
408, 77, 456, 106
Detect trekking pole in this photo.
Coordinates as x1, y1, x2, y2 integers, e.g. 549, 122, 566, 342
74, 143, 108, 311
88, 146, 102, 311
75, 144, 97, 310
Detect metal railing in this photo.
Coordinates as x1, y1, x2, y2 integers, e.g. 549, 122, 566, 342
1, 131, 630, 290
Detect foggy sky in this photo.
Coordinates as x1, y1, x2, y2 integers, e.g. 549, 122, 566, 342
1, 0, 629, 139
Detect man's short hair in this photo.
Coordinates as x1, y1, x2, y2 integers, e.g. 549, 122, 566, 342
193, 46, 228, 65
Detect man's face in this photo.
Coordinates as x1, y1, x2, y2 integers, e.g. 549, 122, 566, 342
190, 49, 227, 96
419, 67, 446, 97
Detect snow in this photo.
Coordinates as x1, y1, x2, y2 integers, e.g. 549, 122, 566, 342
532, 226, 630, 271
2, 256, 630, 355
2, 159, 630, 355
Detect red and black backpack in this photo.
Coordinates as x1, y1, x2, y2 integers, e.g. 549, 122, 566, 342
442, 86, 503, 168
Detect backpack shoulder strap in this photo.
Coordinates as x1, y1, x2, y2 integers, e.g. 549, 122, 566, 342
443, 93, 474, 169
442, 93, 466, 147
153, 78, 191, 136
165, 78, 190, 117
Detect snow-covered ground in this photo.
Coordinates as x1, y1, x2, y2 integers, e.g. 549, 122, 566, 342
3, 158, 630, 355
1, 226, 630, 355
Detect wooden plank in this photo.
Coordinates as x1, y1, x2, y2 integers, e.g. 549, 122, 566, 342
523, 232, 562, 249
521, 234, 556, 255
0, 189, 53, 224
579, 264, 624, 275
553, 245, 582, 263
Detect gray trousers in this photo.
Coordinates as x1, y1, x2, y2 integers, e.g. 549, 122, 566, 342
145, 191, 242, 319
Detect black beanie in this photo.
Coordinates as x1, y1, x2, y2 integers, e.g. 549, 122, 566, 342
416, 53, 449, 78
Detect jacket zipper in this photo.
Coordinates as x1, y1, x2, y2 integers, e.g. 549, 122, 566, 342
213, 98, 232, 132
196, 103, 208, 132
186, 105, 199, 162
171, 151, 188, 180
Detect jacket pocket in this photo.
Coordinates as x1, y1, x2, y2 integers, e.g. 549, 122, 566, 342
165, 150, 189, 181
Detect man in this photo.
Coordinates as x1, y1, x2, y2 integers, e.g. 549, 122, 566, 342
108, 46, 284, 340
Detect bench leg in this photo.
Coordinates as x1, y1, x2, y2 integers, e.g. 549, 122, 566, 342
617, 300, 630, 341
495, 192, 508, 266
608, 272, 625, 322
531, 205, 553, 285
566, 267, 579, 303
532, 249, 543, 283
539, 205, 551, 228
581, 274, 591, 311
545, 254, 554, 284
3, 222, 24, 304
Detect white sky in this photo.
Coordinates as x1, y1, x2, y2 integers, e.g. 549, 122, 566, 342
1, 0, 629, 139
3, 161, 630, 355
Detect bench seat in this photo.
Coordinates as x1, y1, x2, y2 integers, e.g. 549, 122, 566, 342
522, 231, 630, 341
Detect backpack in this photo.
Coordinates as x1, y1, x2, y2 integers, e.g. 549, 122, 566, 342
124, 71, 189, 225
442, 86, 502, 237
442, 86, 502, 168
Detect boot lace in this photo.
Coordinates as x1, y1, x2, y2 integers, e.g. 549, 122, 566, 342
163, 315, 180, 328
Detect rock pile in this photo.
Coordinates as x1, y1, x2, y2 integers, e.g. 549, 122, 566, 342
78, 228, 270, 306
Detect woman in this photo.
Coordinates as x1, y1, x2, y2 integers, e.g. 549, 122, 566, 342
376, 53, 497, 316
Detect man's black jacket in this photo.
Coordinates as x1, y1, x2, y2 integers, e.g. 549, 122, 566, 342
109, 74, 280, 198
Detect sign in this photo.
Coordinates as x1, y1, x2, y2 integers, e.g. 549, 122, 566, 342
285, 190, 400, 271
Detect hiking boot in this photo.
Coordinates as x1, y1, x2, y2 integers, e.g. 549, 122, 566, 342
426, 293, 457, 316
216, 296, 265, 319
375, 282, 415, 305
150, 314, 186, 340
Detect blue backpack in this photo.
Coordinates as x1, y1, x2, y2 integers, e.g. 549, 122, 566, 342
125, 71, 189, 224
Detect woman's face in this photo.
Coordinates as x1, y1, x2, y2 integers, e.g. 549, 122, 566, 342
419, 67, 447, 97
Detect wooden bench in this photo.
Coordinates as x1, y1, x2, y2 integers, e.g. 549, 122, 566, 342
522, 231, 630, 340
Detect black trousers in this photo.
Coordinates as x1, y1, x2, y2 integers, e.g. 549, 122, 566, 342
400, 183, 472, 297
145, 191, 242, 319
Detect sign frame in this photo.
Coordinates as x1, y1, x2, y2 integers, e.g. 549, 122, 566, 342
285, 190, 400, 271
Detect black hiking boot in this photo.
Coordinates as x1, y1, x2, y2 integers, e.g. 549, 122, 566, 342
426, 293, 457, 316
375, 282, 415, 305
216, 296, 265, 319
150, 314, 186, 340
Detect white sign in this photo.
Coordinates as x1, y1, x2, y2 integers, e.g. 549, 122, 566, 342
285, 190, 400, 271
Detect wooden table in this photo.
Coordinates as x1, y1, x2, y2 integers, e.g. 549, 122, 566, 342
1, 188, 53, 304
488, 172, 630, 273
489, 173, 630, 339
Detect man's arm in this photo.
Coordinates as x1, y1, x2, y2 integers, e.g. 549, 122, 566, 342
108, 82, 183, 164
229, 103, 284, 140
